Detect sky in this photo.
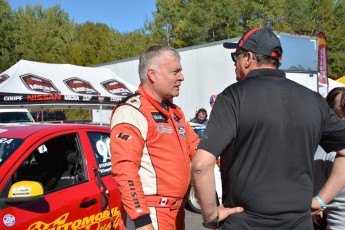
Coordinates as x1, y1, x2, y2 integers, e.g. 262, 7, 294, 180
7, 0, 157, 33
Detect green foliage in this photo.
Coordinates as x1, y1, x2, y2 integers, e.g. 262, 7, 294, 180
149, 0, 189, 46
0, 0, 12, 70
325, 0, 345, 78
0, 0, 344, 78
64, 109, 90, 121
65, 22, 119, 66
149, 0, 345, 78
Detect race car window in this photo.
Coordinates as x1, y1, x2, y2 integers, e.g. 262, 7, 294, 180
0, 138, 24, 167
1, 133, 87, 197
87, 132, 111, 176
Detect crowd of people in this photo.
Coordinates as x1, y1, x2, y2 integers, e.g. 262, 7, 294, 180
110, 28, 345, 230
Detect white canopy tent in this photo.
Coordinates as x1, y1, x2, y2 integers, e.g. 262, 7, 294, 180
0, 60, 137, 110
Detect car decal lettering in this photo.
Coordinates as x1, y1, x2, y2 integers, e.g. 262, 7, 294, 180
11, 186, 31, 197
98, 162, 112, 174
0, 138, 13, 144
27, 207, 120, 230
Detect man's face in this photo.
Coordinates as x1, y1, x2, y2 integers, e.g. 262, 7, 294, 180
152, 55, 184, 101
197, 112, 206, 121
232, 51, 247, 81
333, 93, 345, 119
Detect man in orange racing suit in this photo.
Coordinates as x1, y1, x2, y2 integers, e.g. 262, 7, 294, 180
110, 45, 199, 230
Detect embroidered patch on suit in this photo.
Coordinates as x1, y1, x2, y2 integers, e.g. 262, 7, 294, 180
178, 125, 186, 138
156, 125, 173, 134
151, 112, 167, 123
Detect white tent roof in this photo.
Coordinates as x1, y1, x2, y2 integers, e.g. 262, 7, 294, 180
0, 60, 137, 109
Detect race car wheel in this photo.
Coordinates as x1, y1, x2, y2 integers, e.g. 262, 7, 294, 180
187, 186, 201, 213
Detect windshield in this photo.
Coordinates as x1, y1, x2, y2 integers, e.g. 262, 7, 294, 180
0, 138, 24, 166
190, 124, 206, 138
0, 112, 35, 123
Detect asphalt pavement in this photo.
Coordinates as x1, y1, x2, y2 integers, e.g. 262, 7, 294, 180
184, 205, 208, 230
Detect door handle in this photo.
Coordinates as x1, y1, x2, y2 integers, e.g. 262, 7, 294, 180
79, 198, 98, 208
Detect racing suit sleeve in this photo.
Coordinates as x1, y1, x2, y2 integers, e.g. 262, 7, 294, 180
185, 121, 200, 159
110, 105, 151, 227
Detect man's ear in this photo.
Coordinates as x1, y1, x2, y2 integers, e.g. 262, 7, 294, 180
244, 52, 255, 68
147, 69, 156, 83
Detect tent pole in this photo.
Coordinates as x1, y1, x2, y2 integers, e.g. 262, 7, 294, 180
100, 105, 103, 126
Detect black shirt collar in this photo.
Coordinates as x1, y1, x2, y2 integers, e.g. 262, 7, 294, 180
159, 101, 168, 111
246, 68, 286, 79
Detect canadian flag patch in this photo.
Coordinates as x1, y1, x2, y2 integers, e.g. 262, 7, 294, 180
159, 198, 169, 206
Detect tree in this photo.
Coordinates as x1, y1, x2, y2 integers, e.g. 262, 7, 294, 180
325, 0, 345, 78
149, 0, 188, 47
0, 0, 12, 71
65, 22, 119, 66
1, 0, 344, 78
2, 4, 76, 66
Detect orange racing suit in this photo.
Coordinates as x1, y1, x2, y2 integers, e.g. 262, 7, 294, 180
110, 85, 199, 230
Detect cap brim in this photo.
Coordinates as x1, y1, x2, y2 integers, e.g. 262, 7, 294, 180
223, 42, 238, 49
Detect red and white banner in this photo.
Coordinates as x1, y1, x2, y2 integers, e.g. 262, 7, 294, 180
317, 32, 329, 85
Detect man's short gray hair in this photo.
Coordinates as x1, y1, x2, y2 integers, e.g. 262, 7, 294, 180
138, 45, 180, 83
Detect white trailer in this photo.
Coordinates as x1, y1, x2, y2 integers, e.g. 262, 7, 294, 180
96, 32, 320, 120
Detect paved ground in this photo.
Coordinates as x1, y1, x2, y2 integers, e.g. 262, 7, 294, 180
184, 204, 208, 230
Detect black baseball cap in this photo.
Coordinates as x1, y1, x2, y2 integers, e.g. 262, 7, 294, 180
223, 28, 283, 60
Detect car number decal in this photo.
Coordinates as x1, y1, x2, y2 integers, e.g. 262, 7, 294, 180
96, 138, 110, 163
0, 138, 14, 144
95, 138, 112, 174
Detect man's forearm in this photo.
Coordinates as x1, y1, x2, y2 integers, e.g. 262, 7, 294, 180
192, 149, 218, 220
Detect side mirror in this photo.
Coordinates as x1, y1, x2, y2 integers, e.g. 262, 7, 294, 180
4, 181, 44, 204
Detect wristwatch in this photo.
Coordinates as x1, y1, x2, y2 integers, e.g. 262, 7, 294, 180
202, 212, 219, 229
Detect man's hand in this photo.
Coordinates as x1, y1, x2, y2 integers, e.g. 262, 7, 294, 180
311, 211, 324, 227
137, 224, 155, 230
218, 204, 244, 222
311, 197, 324, 227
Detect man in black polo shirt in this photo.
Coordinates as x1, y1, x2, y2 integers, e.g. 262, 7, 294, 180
191, 28, 345, 229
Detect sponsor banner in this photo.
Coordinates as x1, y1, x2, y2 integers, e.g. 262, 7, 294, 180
64, 77, 100, 95
20, 74, 61, 94
27, 94, 62, 102
317, 32, 328, 85
101, 79, 133, 96
0, 93, 126, 105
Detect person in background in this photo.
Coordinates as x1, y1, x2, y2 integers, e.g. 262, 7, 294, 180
325, 87, 345, 120
110, 45, 200, 230
314, 87, 345, 230
190, 108, 209, 126
191, 27, 345, 230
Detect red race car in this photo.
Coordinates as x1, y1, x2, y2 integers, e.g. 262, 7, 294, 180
0, 123, 121, 230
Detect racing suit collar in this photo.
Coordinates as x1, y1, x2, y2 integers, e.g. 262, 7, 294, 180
137, 85, 183, 119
